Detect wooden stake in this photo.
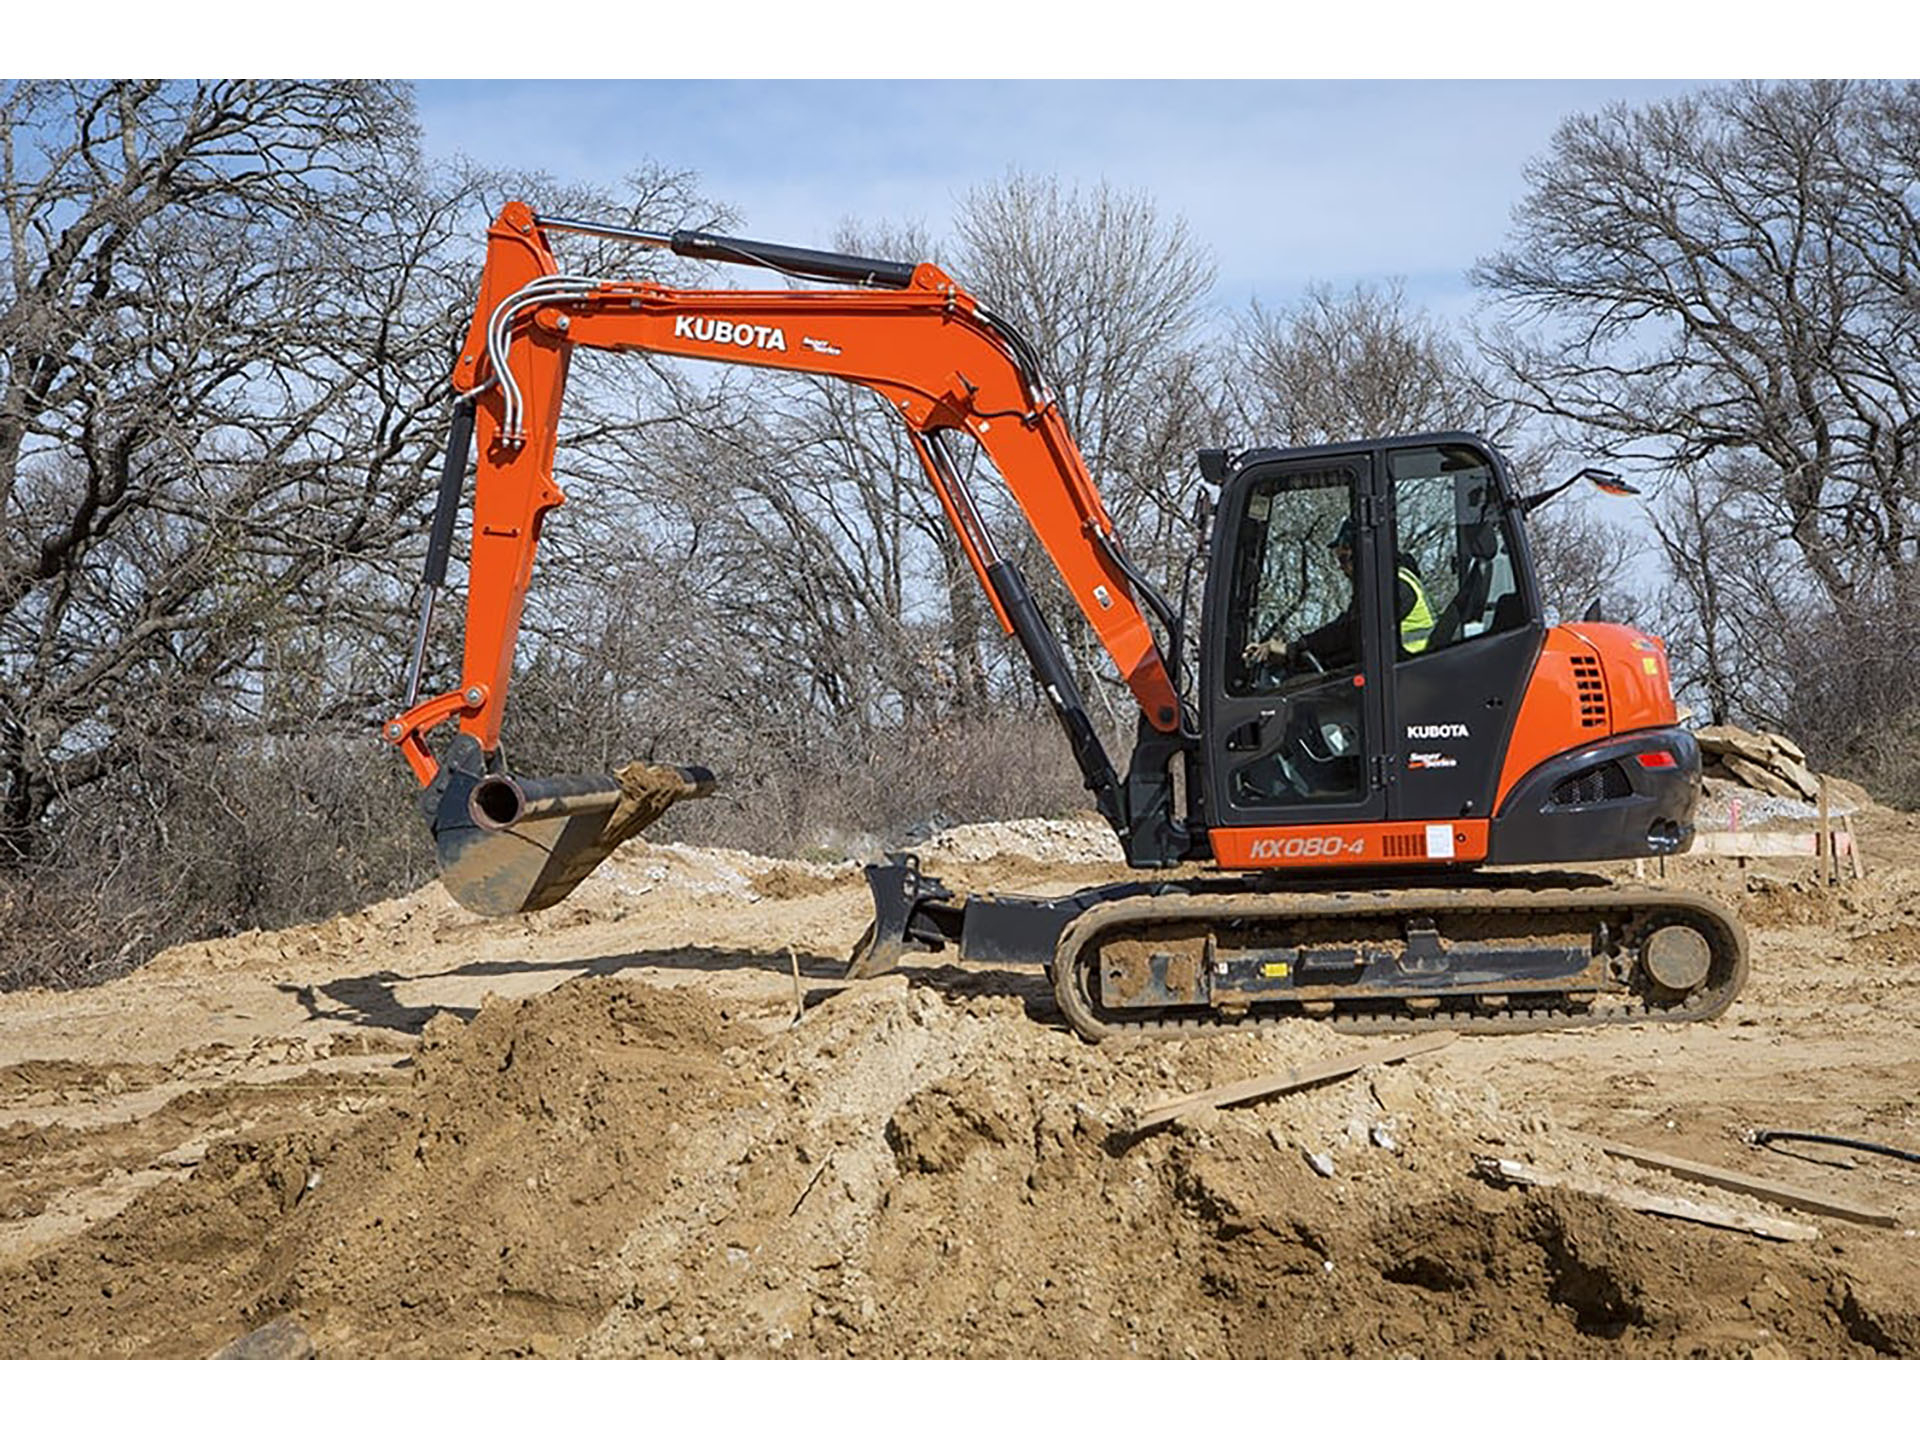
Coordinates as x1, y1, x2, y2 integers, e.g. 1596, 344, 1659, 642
1844, 814, 1866, 880
1818, 776, 1832, 885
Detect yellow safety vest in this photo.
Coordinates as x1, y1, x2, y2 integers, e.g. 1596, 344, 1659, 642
1399, 566, 1436, 654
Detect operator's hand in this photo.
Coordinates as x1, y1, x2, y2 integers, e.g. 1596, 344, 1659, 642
1241, 637, 1289, 666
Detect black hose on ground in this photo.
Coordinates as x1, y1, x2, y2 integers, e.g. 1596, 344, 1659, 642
1751, 1130, 1920, 1165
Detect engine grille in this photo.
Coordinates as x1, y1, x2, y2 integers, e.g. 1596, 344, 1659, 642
1571, 654, 1608, 728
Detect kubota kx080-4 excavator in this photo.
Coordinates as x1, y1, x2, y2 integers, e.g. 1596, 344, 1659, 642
384, 201, 1747, 1041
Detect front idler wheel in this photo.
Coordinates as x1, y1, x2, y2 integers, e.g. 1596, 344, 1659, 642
1640, 923, 1713, 996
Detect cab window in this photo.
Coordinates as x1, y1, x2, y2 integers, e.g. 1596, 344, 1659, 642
1389, 445, 1528, 655
1224, 465, 1359, 696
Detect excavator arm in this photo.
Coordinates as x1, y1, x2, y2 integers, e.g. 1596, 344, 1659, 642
386, 201, 1191, 917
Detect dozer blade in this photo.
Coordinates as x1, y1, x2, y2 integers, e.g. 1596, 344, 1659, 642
424, 734, 714, 916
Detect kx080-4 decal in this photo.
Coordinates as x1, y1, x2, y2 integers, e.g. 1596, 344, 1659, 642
1247, 835, 1369, 860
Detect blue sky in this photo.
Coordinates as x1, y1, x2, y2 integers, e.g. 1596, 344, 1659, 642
414, 79, 1704, 325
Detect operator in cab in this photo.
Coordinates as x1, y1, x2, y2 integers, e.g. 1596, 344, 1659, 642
1242, 517, 1435, 673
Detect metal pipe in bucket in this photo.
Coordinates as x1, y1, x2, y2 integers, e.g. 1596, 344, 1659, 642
426, 736, 717, 915
469, 766, 716, 829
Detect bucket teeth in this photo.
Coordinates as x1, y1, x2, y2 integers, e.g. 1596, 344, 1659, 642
425, 735, 715, 915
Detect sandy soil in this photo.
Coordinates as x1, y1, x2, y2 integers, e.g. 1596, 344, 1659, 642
1, 801, 1916, 1359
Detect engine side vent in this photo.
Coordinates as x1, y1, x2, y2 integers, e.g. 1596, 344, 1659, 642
1570, 653, 1609, 729
1382, 832, 1424, 860
1550, 760, 1633, 807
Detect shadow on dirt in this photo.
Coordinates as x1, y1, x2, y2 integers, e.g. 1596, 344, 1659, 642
276, 946, 1058, 1036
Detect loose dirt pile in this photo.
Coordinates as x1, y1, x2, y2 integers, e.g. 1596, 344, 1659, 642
1, 805, 1917, 1358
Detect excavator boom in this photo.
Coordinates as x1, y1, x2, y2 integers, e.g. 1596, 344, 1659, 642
387, 201, 1187, 914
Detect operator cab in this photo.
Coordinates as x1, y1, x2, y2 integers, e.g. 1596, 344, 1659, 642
1198, 433, 1544, 835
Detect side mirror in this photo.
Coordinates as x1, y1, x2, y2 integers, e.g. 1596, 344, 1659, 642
1197, 449, 1231, 486
1191, 487, 1214, 551
1521, 466, 1642, 514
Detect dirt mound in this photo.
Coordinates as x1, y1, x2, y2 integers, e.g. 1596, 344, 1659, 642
916, 815, 1124, 865
750, 861, 858, 902
0, 979, 759, 1357
4, 964, 1914, 1359
4, 805, 1920, 1358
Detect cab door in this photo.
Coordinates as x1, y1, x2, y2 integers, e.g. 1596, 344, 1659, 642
1201, 451, 1388, 829
1382, 438, 1543, 823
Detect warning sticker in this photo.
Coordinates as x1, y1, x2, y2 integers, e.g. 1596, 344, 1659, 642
1425, 824, 1456, 859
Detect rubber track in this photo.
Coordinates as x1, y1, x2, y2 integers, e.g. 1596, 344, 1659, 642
1050, 883, 1749, 1043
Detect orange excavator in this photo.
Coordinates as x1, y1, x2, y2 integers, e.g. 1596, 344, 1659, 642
385, 200, 1747, 1040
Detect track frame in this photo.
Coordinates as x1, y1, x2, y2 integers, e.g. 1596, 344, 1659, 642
1048, 882, 1748, 1041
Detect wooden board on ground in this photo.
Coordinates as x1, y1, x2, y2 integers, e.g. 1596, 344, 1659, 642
1126, 1031, 1457, 1138
1476, 1155, 1820, 1242
1691, 830, 1856, 859
1587, 1137, 1899, 1228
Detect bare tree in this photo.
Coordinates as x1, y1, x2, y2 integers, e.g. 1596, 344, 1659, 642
951, 172, 1219, 723
1224, 281, 1505, 446
1644, 467, 1795, 725
497, 179, 1224, 837
1474, 80, 1920, 616
1474, 80, 1920, 793
0, 81, 497, 981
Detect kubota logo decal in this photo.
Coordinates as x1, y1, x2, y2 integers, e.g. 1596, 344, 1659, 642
674, 315, 788, 351
1406, 723, 1470, 739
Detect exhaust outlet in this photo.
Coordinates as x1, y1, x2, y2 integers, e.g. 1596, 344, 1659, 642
425, 736, 718, 915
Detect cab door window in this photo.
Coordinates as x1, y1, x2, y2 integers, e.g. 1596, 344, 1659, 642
1218, 464, 1369, 809
1388, 445, 1528, 653
1226, 467, 1362, 695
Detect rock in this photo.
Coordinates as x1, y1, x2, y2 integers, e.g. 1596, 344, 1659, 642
212, 1315, 315, 1360
1764, 732, 1807, 763
1697, 725, 1775, 764
1303, 1148, 1336, 1178
1370, 1068, 1422, 1114
1697, 724, 1820, 800
1771, 754, 1821, 801
1720, 754, 1800, 800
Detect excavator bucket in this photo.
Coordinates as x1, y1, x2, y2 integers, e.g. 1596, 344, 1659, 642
423, 734, 715, 915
